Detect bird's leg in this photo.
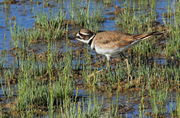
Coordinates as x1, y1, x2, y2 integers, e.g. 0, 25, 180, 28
106, 60, 110, 69
106, 55, 110, 69
88, 55, 110, 78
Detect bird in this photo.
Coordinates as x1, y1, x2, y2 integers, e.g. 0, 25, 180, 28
75, 29, 162, 66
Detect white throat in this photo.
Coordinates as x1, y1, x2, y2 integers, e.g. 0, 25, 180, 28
76, 34, 95, 44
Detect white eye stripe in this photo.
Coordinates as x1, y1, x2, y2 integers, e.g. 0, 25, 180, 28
76, 34, 95, 44
76, 33, 83, 38
80, 32, 90, 36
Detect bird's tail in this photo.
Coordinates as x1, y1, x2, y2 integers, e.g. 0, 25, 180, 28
133, 31, 163, 40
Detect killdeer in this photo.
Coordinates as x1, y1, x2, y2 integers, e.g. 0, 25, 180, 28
76, 29, 162, 62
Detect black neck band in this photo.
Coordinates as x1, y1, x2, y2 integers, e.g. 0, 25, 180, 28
88, 35, 95, 46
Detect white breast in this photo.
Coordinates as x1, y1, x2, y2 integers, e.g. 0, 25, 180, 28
95, 46, 124, 56
95, 39, 142, 55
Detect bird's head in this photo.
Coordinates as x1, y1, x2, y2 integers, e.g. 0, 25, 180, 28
76, 29, 95, 44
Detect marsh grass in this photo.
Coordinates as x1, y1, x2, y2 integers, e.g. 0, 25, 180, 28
11, 10, 66, 44
16, 40, 73, 110
115, 0, 167, 59
164, 24, 180, 58
70, 0, 104, 31
0, 0, 179, 117
6, 10, 74, 115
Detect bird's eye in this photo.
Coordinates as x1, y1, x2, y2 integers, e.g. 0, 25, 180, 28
79, 32, 84, 36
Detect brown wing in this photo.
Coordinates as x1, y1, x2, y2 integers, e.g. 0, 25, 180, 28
133, 31, 162, 40
93, 31, 135, 49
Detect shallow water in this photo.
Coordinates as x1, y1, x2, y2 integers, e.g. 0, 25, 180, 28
56, 89, 177, 118
0, 0, 179, 117
0, 0, 177, 51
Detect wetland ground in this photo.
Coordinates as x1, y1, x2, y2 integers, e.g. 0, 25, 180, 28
0, 0, 179, 118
